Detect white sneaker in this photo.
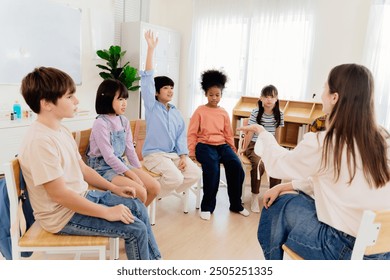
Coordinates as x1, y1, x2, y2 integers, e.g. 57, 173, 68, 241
200, 211, 211, 220
251, 194, 260, 213
239, 208, 250, 217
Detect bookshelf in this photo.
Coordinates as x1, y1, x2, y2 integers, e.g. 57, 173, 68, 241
232, 97, 324, 148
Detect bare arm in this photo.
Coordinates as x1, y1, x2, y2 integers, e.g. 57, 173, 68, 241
237, 123, 265, 134
124, 169, 143, 186
43, 176, 135, 224
241, 131, 254, 153
79, 160, 135, 198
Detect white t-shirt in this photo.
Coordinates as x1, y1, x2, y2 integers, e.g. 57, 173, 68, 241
18, 121, 88, 233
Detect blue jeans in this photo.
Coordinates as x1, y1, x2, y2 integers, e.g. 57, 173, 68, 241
196, 143, 245, 213
258, 192, 390, 260
58, 190, 161, 260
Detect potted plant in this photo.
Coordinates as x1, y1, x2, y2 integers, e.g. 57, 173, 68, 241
96, 45, 140, 91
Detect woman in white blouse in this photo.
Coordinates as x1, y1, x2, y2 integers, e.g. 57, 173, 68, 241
239, 63, 390, 260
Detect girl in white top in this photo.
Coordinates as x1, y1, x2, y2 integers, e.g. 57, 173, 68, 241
239, 63, 390, 259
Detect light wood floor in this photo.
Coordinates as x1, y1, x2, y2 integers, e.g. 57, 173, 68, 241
7, 174, 268, 260
141, 184, 265, 260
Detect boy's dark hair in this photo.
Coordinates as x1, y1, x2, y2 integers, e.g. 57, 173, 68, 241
256, 84, 282, 127
154, 76, 174, 100
200, 69, 228, 94
20, 67, 75, 114
95, 79, 128, 114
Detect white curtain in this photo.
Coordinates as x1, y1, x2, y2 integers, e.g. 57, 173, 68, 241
188, 0, 314, 117
363, 0, 390, 130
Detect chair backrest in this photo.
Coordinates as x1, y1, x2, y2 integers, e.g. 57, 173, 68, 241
3, 158, 24, 257
72, 128, 92, 163
3, 158, 118, 260
131, 119, 147, 161
351, 209, 390, 259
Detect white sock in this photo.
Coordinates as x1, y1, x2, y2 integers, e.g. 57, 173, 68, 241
239, 208, 250, 217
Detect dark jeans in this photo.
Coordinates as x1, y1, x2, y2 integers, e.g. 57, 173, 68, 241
195, 143, 245, 213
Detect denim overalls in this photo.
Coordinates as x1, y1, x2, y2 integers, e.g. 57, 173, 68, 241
87, 115, 130, 182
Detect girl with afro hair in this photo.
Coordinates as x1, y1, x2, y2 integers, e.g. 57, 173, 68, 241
188, 69, 249, 220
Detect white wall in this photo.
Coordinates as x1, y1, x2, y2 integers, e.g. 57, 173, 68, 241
307, 0, 371, 101
0, 0, 372, 119
0, 0, 115, 119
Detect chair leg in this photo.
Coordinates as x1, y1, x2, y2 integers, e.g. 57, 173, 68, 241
183, 191, 189, 213
98, 247, 106, 260
195, 178, 202, 209
148, 199, 156, 226
109, 237, 120, 260
74, 252, 82, 260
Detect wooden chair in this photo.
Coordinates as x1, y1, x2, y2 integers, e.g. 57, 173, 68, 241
3, 158, 118, 260
237, 118, 252, 200
282, 209, 390, 260
236, 118, 268, 201
72, 128, 92, 163
131, 119, 190, 225
72, 127, 159, 225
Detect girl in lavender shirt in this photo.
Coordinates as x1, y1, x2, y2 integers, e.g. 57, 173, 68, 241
87, 79, 160, 206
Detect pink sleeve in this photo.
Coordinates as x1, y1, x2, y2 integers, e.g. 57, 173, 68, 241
124, 119, 142, 168
90, 119, 130, 174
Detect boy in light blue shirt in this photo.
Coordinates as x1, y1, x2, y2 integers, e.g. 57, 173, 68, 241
139, 30, 201, 197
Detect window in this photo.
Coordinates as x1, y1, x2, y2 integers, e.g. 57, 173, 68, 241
363, 0, 390, 129
189, 0, 314, 117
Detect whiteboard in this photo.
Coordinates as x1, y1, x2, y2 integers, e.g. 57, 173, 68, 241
0, 0, 81, 85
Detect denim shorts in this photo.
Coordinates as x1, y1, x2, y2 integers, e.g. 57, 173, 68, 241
87, 156, 134, 182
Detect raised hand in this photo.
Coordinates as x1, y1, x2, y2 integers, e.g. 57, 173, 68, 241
144, 29, 158, 49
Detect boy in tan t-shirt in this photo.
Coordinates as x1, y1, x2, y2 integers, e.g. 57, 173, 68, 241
18, 67, 160, 260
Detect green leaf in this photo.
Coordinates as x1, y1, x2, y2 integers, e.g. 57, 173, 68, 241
99, 72, 113, 80
129, 85, 141, 91
96, 64, 111, 71
96, 50, 110, 60
96, 45, 140, 89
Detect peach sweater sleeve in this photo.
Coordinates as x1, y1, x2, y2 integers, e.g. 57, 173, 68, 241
223, 110, 237, 152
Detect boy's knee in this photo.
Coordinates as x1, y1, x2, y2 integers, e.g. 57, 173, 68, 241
159, 175, 184, 193
124, 219, 148, 237
187, 167, 202, 184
